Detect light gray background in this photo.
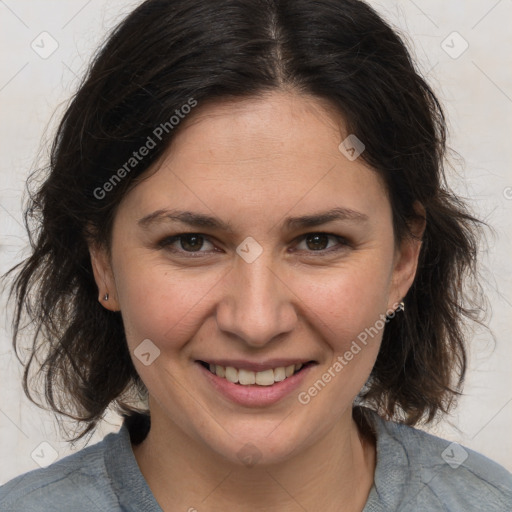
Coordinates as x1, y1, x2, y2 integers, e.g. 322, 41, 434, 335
1, 0, 511, 484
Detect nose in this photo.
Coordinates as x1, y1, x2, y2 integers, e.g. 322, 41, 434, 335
215, 252, 298, 348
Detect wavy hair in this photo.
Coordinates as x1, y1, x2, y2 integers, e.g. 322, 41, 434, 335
4, 0, 486, 440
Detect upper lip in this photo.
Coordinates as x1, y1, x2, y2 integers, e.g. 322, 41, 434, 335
197, 359, 315, 372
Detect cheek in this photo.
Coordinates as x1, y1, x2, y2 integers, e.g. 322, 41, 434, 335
115, 257, 224, 351
293, 261, 392, 352
291, 267, 390, 421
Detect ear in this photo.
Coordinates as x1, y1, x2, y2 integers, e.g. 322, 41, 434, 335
89, 242, 121, 312
388, 202, 426, 310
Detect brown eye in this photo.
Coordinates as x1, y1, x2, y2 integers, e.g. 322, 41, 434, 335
305, 234, 330, 251
295, 233, 349, 254
180, 234, 205, 252
158, 233, 216, 254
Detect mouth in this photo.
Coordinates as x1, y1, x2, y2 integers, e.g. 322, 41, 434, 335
197, 360, 315, 386
196, 358, 317, 407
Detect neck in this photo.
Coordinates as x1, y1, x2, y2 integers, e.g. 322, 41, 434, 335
132, 404, 376, 512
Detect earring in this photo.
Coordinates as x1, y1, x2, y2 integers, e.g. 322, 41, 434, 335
398, 300, 405, 312
103, 293, 109, 301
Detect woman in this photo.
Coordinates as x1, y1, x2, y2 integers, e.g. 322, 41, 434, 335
1, 0, 511, 510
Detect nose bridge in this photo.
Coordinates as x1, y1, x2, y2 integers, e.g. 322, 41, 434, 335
216, 248, 296, 346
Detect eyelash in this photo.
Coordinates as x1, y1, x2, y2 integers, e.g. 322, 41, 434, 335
157, 232, 351, 258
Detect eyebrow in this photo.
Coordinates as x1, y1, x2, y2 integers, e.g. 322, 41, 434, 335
137, 207, 369, 232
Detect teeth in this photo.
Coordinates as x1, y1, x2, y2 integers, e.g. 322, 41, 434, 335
255, 369, 275, 386
225, 366, 238, 383
206, 362, 305, 386
273, 367, 286, 382
285, 364, 295, 377
239, 368, 256, 385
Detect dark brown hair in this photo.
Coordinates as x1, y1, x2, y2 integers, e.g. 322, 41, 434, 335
4, 0, 486, 440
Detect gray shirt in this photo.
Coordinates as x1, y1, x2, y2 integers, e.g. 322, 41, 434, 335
1, 409, 511, 511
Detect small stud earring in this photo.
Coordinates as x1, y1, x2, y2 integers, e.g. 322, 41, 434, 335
103, 293, 109, 301
398, 300, 405, 312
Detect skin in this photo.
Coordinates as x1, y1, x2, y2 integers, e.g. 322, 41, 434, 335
89, 90, 424, 511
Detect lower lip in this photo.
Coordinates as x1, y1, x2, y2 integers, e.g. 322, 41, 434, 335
197, 362, 314, 407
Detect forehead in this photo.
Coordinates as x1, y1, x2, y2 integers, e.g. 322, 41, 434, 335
117, 91, 390, 227
169, 91, 350, 171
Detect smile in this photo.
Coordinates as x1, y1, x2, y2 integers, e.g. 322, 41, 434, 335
196, 359, 316, 407
199, 361, 307, 386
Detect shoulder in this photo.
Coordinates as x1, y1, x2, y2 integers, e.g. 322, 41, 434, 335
0, 430, 123, 512
364, 408, 512, 511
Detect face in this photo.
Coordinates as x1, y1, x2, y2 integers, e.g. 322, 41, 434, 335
90, 90, 422, 465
